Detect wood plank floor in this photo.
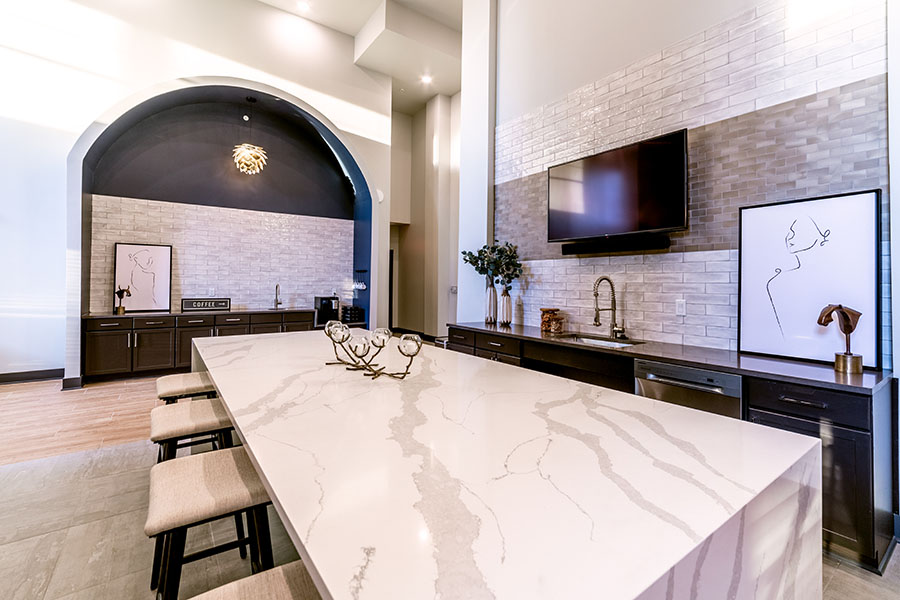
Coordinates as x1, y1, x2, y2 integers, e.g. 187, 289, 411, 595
0, 378, 161, 466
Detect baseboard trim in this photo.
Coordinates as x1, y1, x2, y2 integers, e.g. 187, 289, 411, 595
0, 368, 65, 385
62, 376, 83, 390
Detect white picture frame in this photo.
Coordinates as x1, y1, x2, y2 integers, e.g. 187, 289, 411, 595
738, 190, 881, 369
113, 243, 172, 313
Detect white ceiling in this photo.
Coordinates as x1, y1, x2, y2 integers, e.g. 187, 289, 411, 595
256, 0, 462, 115
257, 0, 461, 36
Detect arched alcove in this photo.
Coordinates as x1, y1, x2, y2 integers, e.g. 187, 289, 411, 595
64, 79, 374, 384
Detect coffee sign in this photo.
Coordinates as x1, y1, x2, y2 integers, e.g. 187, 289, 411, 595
181, 298, 231, 312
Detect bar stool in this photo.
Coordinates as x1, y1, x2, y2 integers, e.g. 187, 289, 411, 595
146, 446, 274, 600
188, 561, 321, 600
150, 397, 235, 462
157, 371, 217, 404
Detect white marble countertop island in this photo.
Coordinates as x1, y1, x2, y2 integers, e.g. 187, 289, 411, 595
193, 330, 822, 600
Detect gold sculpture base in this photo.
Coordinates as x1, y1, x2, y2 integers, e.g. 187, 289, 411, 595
116, 306, 125, 315
834, 352, 862, 374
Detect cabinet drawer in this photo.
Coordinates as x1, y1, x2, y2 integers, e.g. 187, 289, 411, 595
476, 333, 520, 356
284, 311, 314, 323
215, 314, 249, 325
746, 377, 870, 430
177, 315, 214, 327
134, 316, 175, 329
251, 313, 283, 324
447, 327, 474, 347
475, 348, 521, 366
84, 318, 133, 331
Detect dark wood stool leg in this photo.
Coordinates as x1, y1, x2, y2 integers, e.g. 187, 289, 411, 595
245, 509, 261, 574
234, 511, 247, 559
161, 440, 176, 462
160, 527, 186, 600
251, 505, 274, 571
150, 533, 165, 590
156, 532, 171, 599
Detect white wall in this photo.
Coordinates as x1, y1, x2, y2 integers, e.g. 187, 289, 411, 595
0, 0, 394, 377
496, 0, 757, 123
390, 112, 412, 224
457, 0, 497, 323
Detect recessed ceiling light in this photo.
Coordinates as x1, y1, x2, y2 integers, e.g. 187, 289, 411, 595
242, 114, 250, 121
297, 1, 310, 12
420, 75, 433, 84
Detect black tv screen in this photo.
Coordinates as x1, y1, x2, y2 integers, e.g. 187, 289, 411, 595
547, 130, 688, 242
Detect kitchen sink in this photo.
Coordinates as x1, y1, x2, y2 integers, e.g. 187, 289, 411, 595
557, 333, 644, 349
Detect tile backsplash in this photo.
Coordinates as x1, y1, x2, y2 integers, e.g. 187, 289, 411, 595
89, 195, 354, 314
510, 250, 739, 350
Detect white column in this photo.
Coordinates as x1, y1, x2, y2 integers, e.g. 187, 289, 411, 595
456, 0, 497, 323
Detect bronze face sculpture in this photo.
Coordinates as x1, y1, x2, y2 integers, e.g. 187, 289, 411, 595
816, 304, 862, 374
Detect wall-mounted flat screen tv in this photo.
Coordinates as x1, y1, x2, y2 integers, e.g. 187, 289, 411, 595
547, 129, 688, 242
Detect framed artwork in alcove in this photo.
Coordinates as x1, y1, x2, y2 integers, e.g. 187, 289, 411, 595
113, 242, 172, 313
738, 190, 881, 369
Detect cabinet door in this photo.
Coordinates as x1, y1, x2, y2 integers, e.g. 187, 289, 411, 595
748, 408, 873, 556
132, 328, 175, 372
283, 323, 312, 332
251, 324, 282, 335
216, 325, 250, 336
84, 331, 132, 376
176, 327, 214, 368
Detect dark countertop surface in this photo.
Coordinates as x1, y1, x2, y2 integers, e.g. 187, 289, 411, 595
450, 322, 893, 395
83, 308, 316, 318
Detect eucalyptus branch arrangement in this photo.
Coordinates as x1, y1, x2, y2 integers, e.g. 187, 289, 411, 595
324, 321, 422, 380
461, 241, 523, 293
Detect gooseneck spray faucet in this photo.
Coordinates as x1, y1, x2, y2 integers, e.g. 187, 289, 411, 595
274, 283, 283, 310
593, 276, 625, 339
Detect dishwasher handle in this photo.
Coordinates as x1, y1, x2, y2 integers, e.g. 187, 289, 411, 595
644, 373, 725, 395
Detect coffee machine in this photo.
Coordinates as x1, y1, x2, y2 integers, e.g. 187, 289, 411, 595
315, 295, 340, 326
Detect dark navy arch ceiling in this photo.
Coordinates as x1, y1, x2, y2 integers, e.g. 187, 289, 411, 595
82, 85, 371, 319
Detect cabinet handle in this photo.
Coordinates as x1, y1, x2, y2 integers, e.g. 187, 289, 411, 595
778, 395, 828, 410
133, 332, 138, 346
452, 334, 466, 340
209, 328, 214, 336
224, 318, 241, 322
488, 341, 503, 348
100, 322, 119, 327
144, 321, 164, 325
187, 319, 204, 324
126, 332, 131, 348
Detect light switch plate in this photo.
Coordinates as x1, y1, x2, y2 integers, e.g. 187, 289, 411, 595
675, 298, 686, 316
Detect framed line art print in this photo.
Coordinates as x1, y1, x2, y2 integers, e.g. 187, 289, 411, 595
113, 243, 173, 313
738, 190, 881, 369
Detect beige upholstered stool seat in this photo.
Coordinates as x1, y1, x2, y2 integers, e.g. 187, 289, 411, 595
145, 446, 269, 538
157, 371, 216, 403
189, 561, 321, 600
150, 397, 232, 443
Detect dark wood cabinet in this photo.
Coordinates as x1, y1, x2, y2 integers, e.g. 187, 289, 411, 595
746, 376, 894, 571
176, 327, 214, 368
749, 408, 873, 557
84, 331, 132, 376
132, 329, 175, 371
475, 348, 521, 366
83, 310, 315, 379
251, 324, 282, 334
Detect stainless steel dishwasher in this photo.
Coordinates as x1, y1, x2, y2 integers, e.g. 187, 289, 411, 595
634, 359, 743, 419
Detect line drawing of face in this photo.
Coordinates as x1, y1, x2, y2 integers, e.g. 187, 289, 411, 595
784, 216, 830, 255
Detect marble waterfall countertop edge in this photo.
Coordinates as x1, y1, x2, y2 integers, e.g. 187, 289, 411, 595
450, 321, 891, 394
193, 330, 821, 600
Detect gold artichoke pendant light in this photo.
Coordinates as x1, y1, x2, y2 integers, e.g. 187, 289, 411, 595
233, 143, 267, 175
233, 100, 267, 175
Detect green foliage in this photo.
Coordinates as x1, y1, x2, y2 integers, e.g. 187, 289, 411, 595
461, 241, 523, 292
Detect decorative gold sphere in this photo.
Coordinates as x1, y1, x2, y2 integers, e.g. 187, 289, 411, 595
232, 143, 268, 175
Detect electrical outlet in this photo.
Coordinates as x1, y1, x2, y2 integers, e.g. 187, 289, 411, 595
208, 287, 216, 296
675, 298, 686, 316
450, 286, 458, 294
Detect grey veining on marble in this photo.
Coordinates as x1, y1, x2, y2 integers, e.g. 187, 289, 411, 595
194, 330, 823, 600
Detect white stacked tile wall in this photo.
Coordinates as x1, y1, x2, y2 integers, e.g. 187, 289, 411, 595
510, 251, 740, 350
494, 0, 887, 185
89, 195, 354, 313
